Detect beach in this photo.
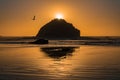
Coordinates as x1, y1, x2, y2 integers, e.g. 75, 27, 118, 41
0, 39, 120, 80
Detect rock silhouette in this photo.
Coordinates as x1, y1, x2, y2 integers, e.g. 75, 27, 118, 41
31, 39, 48, 44
36, 19, 80, 40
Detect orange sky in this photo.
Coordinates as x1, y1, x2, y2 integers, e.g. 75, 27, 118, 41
0, 0, 120, 36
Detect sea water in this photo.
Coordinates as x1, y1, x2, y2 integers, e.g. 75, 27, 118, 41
0, 42, 120, 80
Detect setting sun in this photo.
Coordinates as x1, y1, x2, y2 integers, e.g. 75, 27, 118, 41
55, 13, 64, 19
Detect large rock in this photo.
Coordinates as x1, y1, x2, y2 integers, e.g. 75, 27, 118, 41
36, 19, 80, 40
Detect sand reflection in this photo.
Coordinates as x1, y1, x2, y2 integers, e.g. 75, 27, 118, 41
39, 46, 79, 78
41, 47, 78, 59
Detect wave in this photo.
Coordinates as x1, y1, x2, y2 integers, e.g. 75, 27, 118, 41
0, 36, 120, 46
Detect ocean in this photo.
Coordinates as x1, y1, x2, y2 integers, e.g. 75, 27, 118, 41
0, 37, 120, 80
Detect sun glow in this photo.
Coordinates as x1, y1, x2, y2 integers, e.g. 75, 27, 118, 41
55, 13, 64, 19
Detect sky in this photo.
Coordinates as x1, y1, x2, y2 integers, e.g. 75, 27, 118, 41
0, 0, 120, 36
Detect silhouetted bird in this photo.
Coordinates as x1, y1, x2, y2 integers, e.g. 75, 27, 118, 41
32, 16, 36, 20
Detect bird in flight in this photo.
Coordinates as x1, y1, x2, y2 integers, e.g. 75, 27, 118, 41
32, 16, 36, 20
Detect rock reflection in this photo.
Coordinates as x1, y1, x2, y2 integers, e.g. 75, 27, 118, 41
41, 47, 78, 59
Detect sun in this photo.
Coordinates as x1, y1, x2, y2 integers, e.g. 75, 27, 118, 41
55, 13, 64, 19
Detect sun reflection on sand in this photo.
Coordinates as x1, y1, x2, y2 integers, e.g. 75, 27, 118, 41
34, 47, 79, 78
1, 44, 120, 79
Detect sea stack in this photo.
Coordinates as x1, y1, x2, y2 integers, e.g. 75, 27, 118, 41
36, 19, 80, 40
